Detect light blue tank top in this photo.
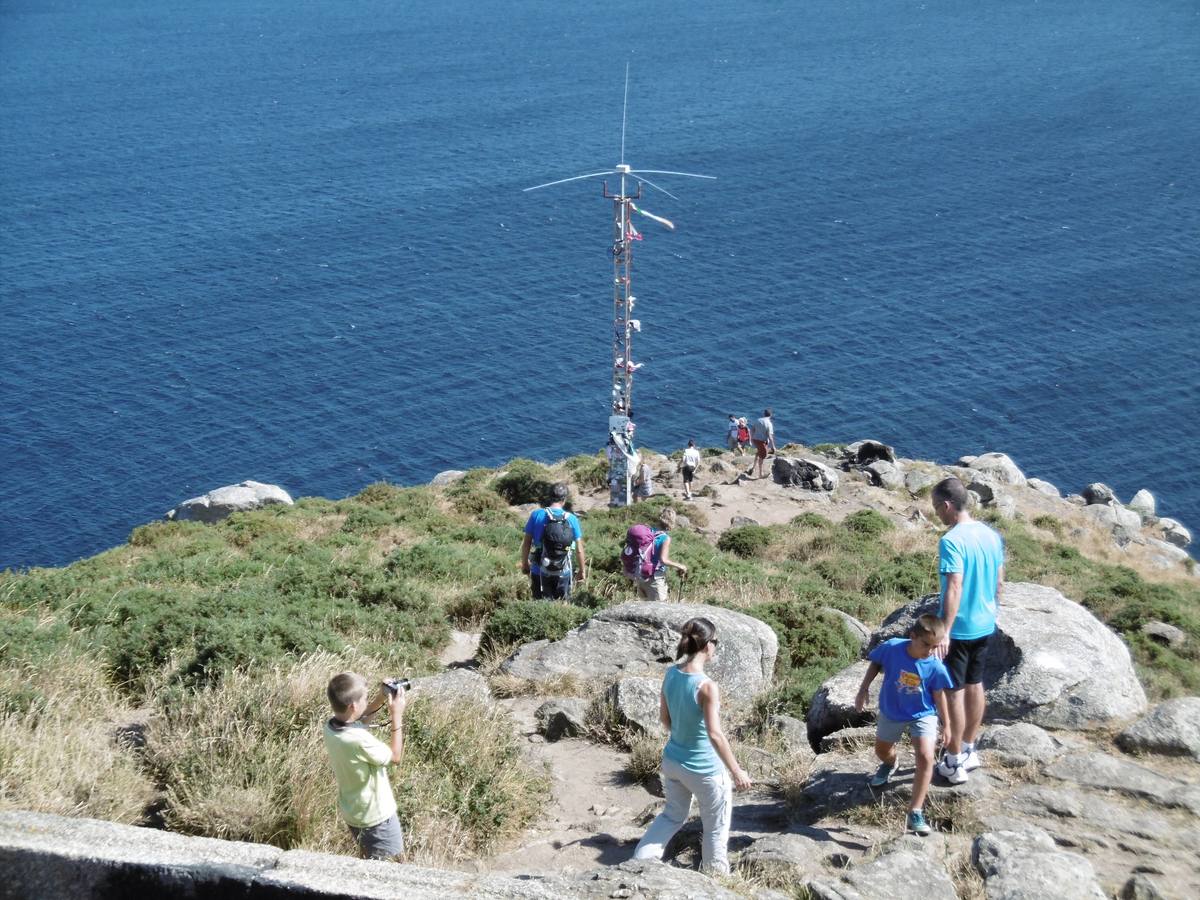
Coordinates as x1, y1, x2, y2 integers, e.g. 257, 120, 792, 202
661, 665, 720, 775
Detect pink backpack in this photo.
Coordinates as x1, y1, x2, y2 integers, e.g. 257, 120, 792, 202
622, 524, 659, 580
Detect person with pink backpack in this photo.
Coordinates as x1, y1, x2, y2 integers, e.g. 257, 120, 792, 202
622, 508, 687, 601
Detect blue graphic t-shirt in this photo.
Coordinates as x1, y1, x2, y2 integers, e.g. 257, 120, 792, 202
938, 520, 1005, 639
524, 506, 582, 576
868, 638, 954, 722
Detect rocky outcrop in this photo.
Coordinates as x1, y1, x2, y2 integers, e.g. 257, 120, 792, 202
962, 452, 1027, 486
1116, 697, 1200, 762
972, 827, 1106, 899
864, 459, 905, 490
807, 661, 877, 747
607, 677, 664, 736
534, 698, 588, 741
842, 440, 896, 467
867, 584, 1147, 730
411, 669, 493, 705
976, 723, 1065, 767
1026, 477, 1060, 498
1157, 517, 1193, 549
1128, 489, 1156, 521
1082, 483, 1118, 506
773, 456, 840, 491
166, 480, 293, 523
430, 470, 467, 486
809, 836, 957, 900
501, 602, 778, 704
1044, 752, 1200, 815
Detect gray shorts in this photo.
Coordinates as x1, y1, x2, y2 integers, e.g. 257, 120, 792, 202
876, 713, 938, 744
349, 812, 404, 860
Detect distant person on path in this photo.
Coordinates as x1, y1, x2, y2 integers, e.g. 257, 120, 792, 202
930, 476, 1005, 785
323, 672, 407, 861
681, 440, 702, 500
625, 507, 688, 602
633, 617, 752, 875
736, 417, 751, 455
749, 408, 775, 478
726, 415, 740, 453
854, 616, 954, 836
519, 482, 587, 599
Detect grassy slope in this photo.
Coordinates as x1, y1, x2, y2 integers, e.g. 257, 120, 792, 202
1, 454, 1197, 857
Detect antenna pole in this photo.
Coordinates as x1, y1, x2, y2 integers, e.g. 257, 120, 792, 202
605, 168, 640, 506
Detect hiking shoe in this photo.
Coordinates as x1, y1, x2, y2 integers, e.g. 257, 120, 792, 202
936, 755, 969, 785
907, 810, 932, 836
868, 761, 897, 787
962, 748, 981, 771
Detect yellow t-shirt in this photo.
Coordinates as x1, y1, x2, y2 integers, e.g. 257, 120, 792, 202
323, 719, 397, 828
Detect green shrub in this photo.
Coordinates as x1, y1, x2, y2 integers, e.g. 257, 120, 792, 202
842, 509, 892, 537
790, 512, 832, 529
480, 601, 590, 653
717, 525, 773, 558
493, 459, 556, 505
749, 601, 860, 672
562, 453, 609, 491
446, 573, 529, 624
810, 443, 845, 456
863, 554, 936, 599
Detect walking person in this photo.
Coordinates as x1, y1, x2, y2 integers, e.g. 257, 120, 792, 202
929, 476, 1005, 784
748, 408, 775, 479
736, 417, 751, 455
633, 617, 753, 875
627, 508, 688, 602
519, 482, 587, 599
725, 415, 740, 453
680, 440, 701, 500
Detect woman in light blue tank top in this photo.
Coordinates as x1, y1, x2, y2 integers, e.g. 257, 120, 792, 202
632, 617, 752, 875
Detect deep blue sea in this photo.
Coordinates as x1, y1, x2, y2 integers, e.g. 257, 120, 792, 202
2, 0, 1198, 569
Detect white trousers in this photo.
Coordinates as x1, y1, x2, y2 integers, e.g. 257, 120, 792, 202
633, 755, 732, 874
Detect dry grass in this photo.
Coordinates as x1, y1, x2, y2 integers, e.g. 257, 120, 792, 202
293, 512, 347, 543
948, 849, 986, 899
0, 647, 156, 824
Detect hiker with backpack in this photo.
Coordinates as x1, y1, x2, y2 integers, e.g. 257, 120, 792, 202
622, 508, 687, 602
519, 482, 586, 600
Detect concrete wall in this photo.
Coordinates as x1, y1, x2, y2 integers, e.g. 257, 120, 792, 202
0, 811, 740, 900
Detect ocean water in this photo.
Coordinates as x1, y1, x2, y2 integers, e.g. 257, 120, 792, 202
2, 0, 1197, 569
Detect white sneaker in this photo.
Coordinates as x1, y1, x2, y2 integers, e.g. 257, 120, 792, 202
962, 749, 981, 771
936, 754, 969, 785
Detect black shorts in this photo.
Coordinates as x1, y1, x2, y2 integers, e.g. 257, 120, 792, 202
945, 634, 991, 686
531, 571, 571, 600
681, 465, 696, 484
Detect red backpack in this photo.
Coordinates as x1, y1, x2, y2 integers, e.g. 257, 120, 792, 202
622, 524, 660, 580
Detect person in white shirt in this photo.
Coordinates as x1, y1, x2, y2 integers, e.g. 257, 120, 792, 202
681, 440, 702, 500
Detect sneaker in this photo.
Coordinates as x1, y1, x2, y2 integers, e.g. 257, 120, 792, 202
868, 761, 897, 787
936, 754, 969, 785
962, 748, 981, 771
907, 810, 932, 836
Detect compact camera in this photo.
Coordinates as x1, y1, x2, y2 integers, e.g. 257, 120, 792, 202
383, 678, 411, 695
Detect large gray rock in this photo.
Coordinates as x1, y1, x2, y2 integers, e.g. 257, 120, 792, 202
1026, 478, 1060, 498
865, 460, 905, 490
976, 723, 1065, 767
870, 584, 1147, 730
1044, 752, 1200, 815
903, 469, 935, 494
430, 469, 467, 486
1157, 517, 1193, 549
972, 827, 1106, 899
1140, 621, 1186, 648
807, 661, 877, 747
773, 456, 840, 492
737, 832, 827, 882
166, 480, 293, 523
501, 602, 778, 704
1128, 489, 1157, 520
808, 844, 957, 900
410, 669, 493, 706
1117, 697, 1200, 762
1145, 539, 1190, 569
1082, 482, 1117, 505
965, 452, 1027, 486
822, 607, 870, 650
534, 698, 588, 741
1120, 874, 1169, 900
607, 676, 665, 736
1082, 502, 1143, 538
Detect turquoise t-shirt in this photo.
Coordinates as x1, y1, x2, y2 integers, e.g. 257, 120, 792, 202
661, 666, 720, 775
938, 520, 1004, 639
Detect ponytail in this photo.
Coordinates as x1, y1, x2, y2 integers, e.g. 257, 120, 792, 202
676, 617, 717, 660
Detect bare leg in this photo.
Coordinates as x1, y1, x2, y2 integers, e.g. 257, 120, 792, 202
874, 739, 897, 766
944, 687, 965, 756
962, 682, 986, 746
911, 736, 936, 810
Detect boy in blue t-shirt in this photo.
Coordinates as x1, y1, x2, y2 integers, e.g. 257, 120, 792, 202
855, 615, 954, 836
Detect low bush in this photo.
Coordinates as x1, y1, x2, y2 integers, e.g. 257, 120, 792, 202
841, 509, 893, 537
718, 525, 773, 558
790, 512, 832, 529
562, 453, 609, 491
862, 553, 936, 599
493, 459, 556, 505
479, 600, 590, 653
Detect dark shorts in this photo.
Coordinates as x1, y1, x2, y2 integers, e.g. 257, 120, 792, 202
349, 812, 404, 860
753, 439, 769, 460
945, 634, 992, 686
681, 465, 696, 484
531, 571, 572, 600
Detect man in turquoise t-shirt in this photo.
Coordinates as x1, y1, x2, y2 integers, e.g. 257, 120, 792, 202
519, 482, 586, 599
930, 476, 1005, 785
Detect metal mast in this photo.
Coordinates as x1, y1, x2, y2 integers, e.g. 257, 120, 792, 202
524, 66, 713, 505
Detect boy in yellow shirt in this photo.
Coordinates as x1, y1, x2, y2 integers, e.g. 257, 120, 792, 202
323, 672, 407, 860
